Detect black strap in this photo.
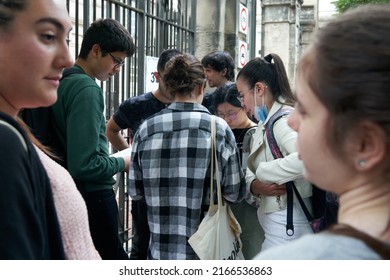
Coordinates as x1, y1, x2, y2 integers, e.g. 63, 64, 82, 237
265, 107, 306, 236
291, 182, 314, 222
286, 182, 294, 236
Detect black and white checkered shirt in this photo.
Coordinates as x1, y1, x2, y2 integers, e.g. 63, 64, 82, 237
128, 102, 245, 259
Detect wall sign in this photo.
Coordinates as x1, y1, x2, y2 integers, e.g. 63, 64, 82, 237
145, 56, 159, 92
238, 40, 248, 68
239, 3, 248, 35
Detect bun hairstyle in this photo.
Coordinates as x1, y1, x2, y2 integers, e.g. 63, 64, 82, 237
163, 53, 205, 98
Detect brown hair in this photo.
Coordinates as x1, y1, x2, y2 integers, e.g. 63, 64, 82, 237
163, 53, 205, 98
16, 117, 59, 160
299, 4, 390, 154
0, 0, 26, 29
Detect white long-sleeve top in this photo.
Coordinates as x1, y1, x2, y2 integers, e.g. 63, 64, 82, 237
246, 101, 312, 213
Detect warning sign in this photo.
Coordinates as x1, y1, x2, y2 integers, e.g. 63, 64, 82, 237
238, 40, 247, 68
239, 3, 248, 35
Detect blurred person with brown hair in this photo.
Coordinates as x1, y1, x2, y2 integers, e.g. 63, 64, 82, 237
256, 4, 390, 259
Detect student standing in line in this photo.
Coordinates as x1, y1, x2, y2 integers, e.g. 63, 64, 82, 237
201, 50, 235, 114
255, 4, 390, 260
50, 18, 135, 260
106, 49, 182, 259
128, 53, 245, 259
236, 53, 313, 252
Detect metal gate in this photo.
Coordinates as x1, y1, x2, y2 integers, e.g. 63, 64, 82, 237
66, 0, 196, 254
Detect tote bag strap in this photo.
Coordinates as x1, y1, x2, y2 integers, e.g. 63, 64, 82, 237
0, 119, 28, 152
210, 116, 222, 208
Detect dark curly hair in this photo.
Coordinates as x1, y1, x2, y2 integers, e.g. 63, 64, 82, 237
201, 51, 235, 81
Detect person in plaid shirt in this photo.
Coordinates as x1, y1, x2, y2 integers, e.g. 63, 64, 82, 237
128, 53, 245, 259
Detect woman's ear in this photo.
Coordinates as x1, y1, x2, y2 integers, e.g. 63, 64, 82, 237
254, 82, 267, 96
353, 121, 386, 170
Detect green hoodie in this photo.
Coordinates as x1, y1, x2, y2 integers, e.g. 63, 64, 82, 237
51, 65, 125, 192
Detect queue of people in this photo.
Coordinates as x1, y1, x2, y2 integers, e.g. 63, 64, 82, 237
1, 0, 389, 260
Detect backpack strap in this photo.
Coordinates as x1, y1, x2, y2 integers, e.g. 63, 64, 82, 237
327, 224, 390, 259
264, 107, 293, 159
264, 107, 313, 235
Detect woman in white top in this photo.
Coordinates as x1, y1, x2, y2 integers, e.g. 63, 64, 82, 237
236, 53, 312, 252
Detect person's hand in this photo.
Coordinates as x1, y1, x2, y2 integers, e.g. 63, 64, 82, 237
250, 179, 286, 197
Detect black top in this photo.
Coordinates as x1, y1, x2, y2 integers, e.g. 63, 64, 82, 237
113, 91, 168, 139
0, 112, 64, 259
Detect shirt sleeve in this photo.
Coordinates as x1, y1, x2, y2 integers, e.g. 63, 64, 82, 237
128, 131, 144, 200
217, 121, 245, 204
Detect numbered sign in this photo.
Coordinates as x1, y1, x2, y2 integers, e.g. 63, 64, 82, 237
145, 56, 159, 92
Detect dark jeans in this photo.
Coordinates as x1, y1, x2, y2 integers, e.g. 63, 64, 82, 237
129, 198, 149, 260
82, 189, 129, 260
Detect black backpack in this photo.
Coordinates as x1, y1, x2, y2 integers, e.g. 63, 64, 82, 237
264, 107, 339, 235
20, 67, 85, 167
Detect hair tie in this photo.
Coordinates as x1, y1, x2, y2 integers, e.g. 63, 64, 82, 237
264, 54, 273, 64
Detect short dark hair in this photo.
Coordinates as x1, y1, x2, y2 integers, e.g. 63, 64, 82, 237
78, 18, 135, 59
213, 83, 241, 110
157, 49, 182, 73
0, 0, 26, 29
201, 51, 235, 81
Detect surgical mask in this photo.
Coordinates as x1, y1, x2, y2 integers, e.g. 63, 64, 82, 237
254, 93, 268, 123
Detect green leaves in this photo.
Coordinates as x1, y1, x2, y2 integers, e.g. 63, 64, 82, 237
332, 0, 390, 13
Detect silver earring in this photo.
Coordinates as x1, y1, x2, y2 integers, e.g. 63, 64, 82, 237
357, 159, 366, 167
